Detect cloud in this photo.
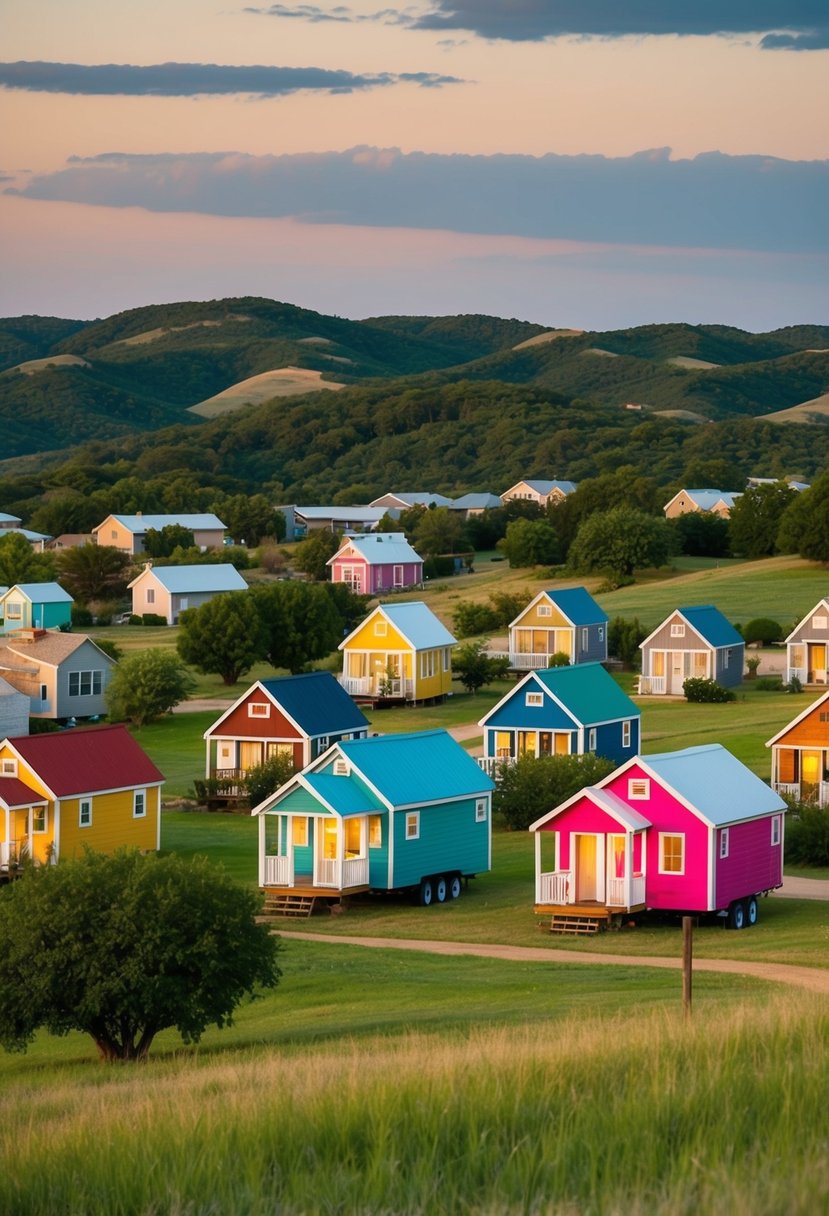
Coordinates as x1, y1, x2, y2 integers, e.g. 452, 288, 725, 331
409, 1, 829, 49
244, 4, 414, 25
8, 147, 828, 255
0, 60, 462, 97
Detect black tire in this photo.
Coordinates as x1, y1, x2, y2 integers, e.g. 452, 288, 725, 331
747, 895, 759, 926
420, 878, 433, 907
448, 874, 462, 900
435, 876, 447, 903
728, 899, 746, 930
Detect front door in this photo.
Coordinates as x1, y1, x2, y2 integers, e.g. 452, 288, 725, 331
575, 835, 598, 902
315, 818, 339, 887
809, 644, 827, 684
669, 653, 685, 695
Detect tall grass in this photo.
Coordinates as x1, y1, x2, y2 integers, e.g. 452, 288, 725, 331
2, 996, 826, 1215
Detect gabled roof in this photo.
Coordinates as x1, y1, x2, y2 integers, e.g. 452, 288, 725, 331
0, 776, 47, 810
766, 689, 829, 748
340, 601, 456, 651
639, 745, 785, 827
0, 631, 114, 671
337, 729, 494, 808
451, 493, 502, 510
0, 513, 22, 526
369, 492, 453, 509
302, 771, 382, 817
480, 662, 637, 729
205, 671, 369, 739
640, 605, 742, 650
98, 513, 226, 535
294, 506, 389, 524
663, 488, 742, 513
512, 586, 607, 629
328, 533, 422, 568
504, 480, 577, 497
784, 598, 829, 643
129, 563, 247, 594
530, 786, 651, 833
6, 725, 164, 797
1, 582, 73, 604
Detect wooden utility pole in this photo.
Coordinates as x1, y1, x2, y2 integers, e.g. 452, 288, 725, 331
682, 916, 693, 1018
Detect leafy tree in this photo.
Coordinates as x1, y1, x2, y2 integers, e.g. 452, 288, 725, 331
741, 617, 782, 645
244, 752, 296, 809
106, 649, 195, 726
777, 472, 829, 560
568, 508, 673, 578
0, 531, 56, 586
28, 489, 100, 536
374, 510, 405, 534
607, 617, 647, 666
56, 543, 131, 604
143, 525, 195, 558
669, 510, 730, 557
0, 849, 281, 1062
497, 518, 561, 567
252, 581, 344, 673
495, 753, 616, 831
292, 530, 341, 580
556, 470, 661, 550
728, 482, 796, 558
453, 601, 499, 638
177, 591, 267, 685
211, 493, 284, 546
411, 507, 467, 557
452, 640, 510, 694
784, 802, 829, 866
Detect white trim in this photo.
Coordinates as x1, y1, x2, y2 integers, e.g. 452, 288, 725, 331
405, 810, 420, 840
628, 777, 650, 799
133, 789, 147, 818
79, 796, 93, 829
719, 827, 729, 859
771, 815, 782, 846
475, 797, 487, 822
658, 831, 685, 875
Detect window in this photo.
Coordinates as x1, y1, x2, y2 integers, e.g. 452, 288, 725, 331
133, 789, 146, 818
405, 812, 420, 840
443, 647, 451, 672
369, 815, 382, 847
111, 529, 118, 541
79, 798, 92, 828
1, 758, 17, 776
146, 588, 155, 604
5, 602, 21, 620
537, 604, 551, 618
628, 778, 650, 800
333, 758, 349, 776
588, 728, 597, 752
821, 712, 829, 723
374, 619, 387, 637
420, 650, 436, 679
719, 828, 729, 859
32, 806, 47, 834
292, 817, 308, 847
475, 798, 487, 823
525, 692, 543, 707
581, 628, 589, 650
723, 648, 730, 669
40, 684, 47, 702
598, 625, 605, 643
670, 623, 685, 638
771, 816, 781, 846
814, 616, 827, 630
622, 720, 631, 748
69, 671, 103, 698
659, 833, 685, 874
248, 702, 270, 718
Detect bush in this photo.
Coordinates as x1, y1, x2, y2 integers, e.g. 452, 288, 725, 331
784, 802, 829, 867
608, 616, 647, 667
754, 676, 783, 691
683, 677, 736, 703
453, 601, 499, 637
547, 652, 570, 668
495, 753, 616, 831
423, 555, 457, 578
244, 753, 296, 809
70, 605, 93, 627
741, 617, 782, 646
142, 613, 167, 627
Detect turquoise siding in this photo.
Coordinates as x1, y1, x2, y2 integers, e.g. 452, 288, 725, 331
39, 602, 72, 630
293, 817, 314, 876
368, 813, 390, 887
390, 798, 489, 888
275, 787, 334, 815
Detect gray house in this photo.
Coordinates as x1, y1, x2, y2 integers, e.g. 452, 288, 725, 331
0, 630, 115, 719
639, 606, 744, 695
0, 676, 29, 736
785, 598, 829, 687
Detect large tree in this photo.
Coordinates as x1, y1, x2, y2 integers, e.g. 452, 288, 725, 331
106, 648, 194, 726
411, 507, 467, 557
252, 581, 344, 673
497, 518, 561, 567
728, 482, 796, 558
452, 640, 510, 694
291, 530, 341, 580
211, 493, 285, 546
0, 531, 56, 586
143, 525, 195, 558
56, 543, 131, 603
568, 507, 673, 578
0, 850, 281, 1062
177, 591, 267, 685
777, 472, 829, 560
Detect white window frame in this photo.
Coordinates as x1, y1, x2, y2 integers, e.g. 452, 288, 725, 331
723, 649, 730, 669
670, 623, 685, 638
525, 692, 543, 707
475, 798, 487, 823
405, 811, 420, 840
719, 827, 729, 859
581, 628, 589, 649
588, 728, 597, 751
79, 797, 93, 829
598, 625, 605, 643
333, 758, 349, 776
813, 616, 827, 630
69, 670, 103, 698
248, 702, 270, 718
622, 720, 631, 748
443, 647, 451, 672
537, 604, 551, 618
771, 816, 781, 846
369, 815, 382, 847
40, 683, 48, 702
2, 758, 17, 776
628, 778, 650, 800
133, 789, 147, 819
32, 805, 48, 834
658, 832, 685, 875
5, 602, 22, 620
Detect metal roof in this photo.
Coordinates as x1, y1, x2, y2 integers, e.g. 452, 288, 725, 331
527, 663, 636, 724
257, 672, 369, 735
677, 605, 743, 648
329, 533, 423, 567
3, 582, 73, 604
343, 601, 456, 651
540, 587, 607, 626
302, 771, 382, 817
642, 745, 785, 826
135, 564, 247, 594
451, 493, 502, 509
7, 725, 164, 797
338, 729, 494, 807
105, 513, 226, 534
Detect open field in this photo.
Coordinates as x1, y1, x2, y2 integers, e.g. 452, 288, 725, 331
190, 367, 345, 418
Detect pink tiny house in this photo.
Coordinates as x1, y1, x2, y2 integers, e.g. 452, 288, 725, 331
327, 533, 423, 596
530, 745, 785, 932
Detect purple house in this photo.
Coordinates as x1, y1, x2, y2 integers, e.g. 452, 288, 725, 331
530, 745, 786, 932
327, 533, 423, 595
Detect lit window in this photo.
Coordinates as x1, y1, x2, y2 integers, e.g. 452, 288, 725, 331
133, 790, 146, 819
79, 798, 92, 828
292, 817, 308, 847
248, 702, 270, 718
659, 833, 685, 874
475, 799, 487, 823
525, 692, 543, 707
628, 778, 650, 800
719, 828, 729, 859
369, 815, 382, 847
405, 812, 420, 840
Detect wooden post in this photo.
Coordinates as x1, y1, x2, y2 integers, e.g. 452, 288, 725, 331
682, 916, 693, 1019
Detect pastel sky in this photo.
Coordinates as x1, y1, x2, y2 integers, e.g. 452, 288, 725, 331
2, 0, 828, 329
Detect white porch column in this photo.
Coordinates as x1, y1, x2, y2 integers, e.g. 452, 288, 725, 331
625, 833, 632, 908
534, 831, 541, 904
258, 813, 266, 886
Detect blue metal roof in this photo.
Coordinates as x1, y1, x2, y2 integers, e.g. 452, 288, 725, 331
372, 602, 456, 649
302, 772, 382, 817
643, 745, 785, 826
338, 729, 494, 807
678, 605, 743, 648
259, 671, 369, 736
6, 582, 73, 604
482, 663, 637, 730
111, 513, 226, 534
143, 564, 247, 594
330, 533, 423, 567
542, 587, 607, 626
523, 480, 577, 496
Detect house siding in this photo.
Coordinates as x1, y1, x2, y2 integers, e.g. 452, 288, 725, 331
391, 797, 489, 888
713, 817, 782, 908
56, 642, 113, 718
59, 787, 160, 858
713, 647, 743, 689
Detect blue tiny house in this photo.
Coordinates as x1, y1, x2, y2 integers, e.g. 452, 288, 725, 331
478, 663, 640, 778
253, 729, 494, 908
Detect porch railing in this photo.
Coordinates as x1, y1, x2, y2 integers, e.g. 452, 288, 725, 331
477, 756, 517, 779
638, 675, 666, 695
607, 874, 646, 907
538, 870, 571, 904
774, 781, 829, 807
315, 855, 370, 889
489, 651, 560, 671
263, 854, 291, 886
338, 675, 414, 699
343, 856, 369, 887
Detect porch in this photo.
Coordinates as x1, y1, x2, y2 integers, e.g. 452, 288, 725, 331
637, 675, 666, 695
261, 852, 370, 892
259, 808, 374, 896
534, 867, 646, 914
338, 674, 415, 701
773, 780, 829, 807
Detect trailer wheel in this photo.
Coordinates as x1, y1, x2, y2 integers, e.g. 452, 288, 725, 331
727, 899, 746, 930
435, 876, 447, 903
747, 895, 759, 926
420, 878, 434, 907
448, 874, 462, 900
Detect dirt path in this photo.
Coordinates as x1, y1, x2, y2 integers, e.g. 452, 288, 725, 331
278, 930, 829, 994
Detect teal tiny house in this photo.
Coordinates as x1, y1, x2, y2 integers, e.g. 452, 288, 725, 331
253, 729, 494, 909
0, 584, 73, 635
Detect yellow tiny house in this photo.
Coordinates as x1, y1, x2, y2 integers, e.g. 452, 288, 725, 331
339, 601, 456, 703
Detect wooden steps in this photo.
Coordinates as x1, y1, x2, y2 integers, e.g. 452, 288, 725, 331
262, 892, 317, 918
548, 914, 603, 935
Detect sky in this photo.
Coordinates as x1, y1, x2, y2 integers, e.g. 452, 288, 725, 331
1, 0, 828, 330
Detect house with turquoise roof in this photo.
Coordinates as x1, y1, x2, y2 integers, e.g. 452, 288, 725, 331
638, 605, 744, 695
501, 586, 608, 670
253, 729, 494, 910
478, 663, 639, 778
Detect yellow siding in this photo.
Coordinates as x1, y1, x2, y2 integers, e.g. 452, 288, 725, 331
344, 613, 409, 652
59, 787, 160, 858
414, 657, 452, 699
515, 597, 569, 629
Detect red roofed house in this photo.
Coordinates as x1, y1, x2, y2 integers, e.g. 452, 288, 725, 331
0, 724, 164, 873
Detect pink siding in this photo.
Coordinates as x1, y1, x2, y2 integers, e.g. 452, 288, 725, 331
714, 816, 783, 908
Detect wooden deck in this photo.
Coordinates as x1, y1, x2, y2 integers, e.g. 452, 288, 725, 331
534, 901, 647, 918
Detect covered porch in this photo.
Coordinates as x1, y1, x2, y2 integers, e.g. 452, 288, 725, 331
338, 650, 414, 701
772, 746, 829, 806
257, 808, 373, 895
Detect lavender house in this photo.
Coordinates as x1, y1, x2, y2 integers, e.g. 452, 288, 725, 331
327, 533, 424, 595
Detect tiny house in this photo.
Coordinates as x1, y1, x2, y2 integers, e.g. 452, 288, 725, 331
530, 745, 785, 932
327, 532, 423, 595
501, 587, 608, 671
338, 601, 456, 703
785, 599, 829, 687
638, 605, 744, 696
767, 688, 829, 805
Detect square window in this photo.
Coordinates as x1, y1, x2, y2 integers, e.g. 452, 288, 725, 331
659, 833, 685, 874
475, 799, 487, 823
537, 604, 551, 618
525, 692, 543, 707
628, 778, 650, 800
79, 798, 92, 828
670, 623, 685, 638
374, 619, 387, 636
1, 758, 17, 776
405, 812, 420, 840
333, 758, 349, 776
248, 702, 270, 718
719, 828, 729, 859
133, 790, 146, 819
813, 616, 827, 630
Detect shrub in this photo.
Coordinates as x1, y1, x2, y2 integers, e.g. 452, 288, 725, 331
745, 655, 762, 680
453, 601, 498, 637
70, 605, 93, 627
547, 652, 570, 668
244, 754, 296, 809
142, 613, 167, 627
423, 555, 457, 578
784, 802, 829, 867
608, 616, 646, 667
754, 676, 783, 691
683, 677, 736, 703
787, 674, 803, 694
741, 617, 782, 646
